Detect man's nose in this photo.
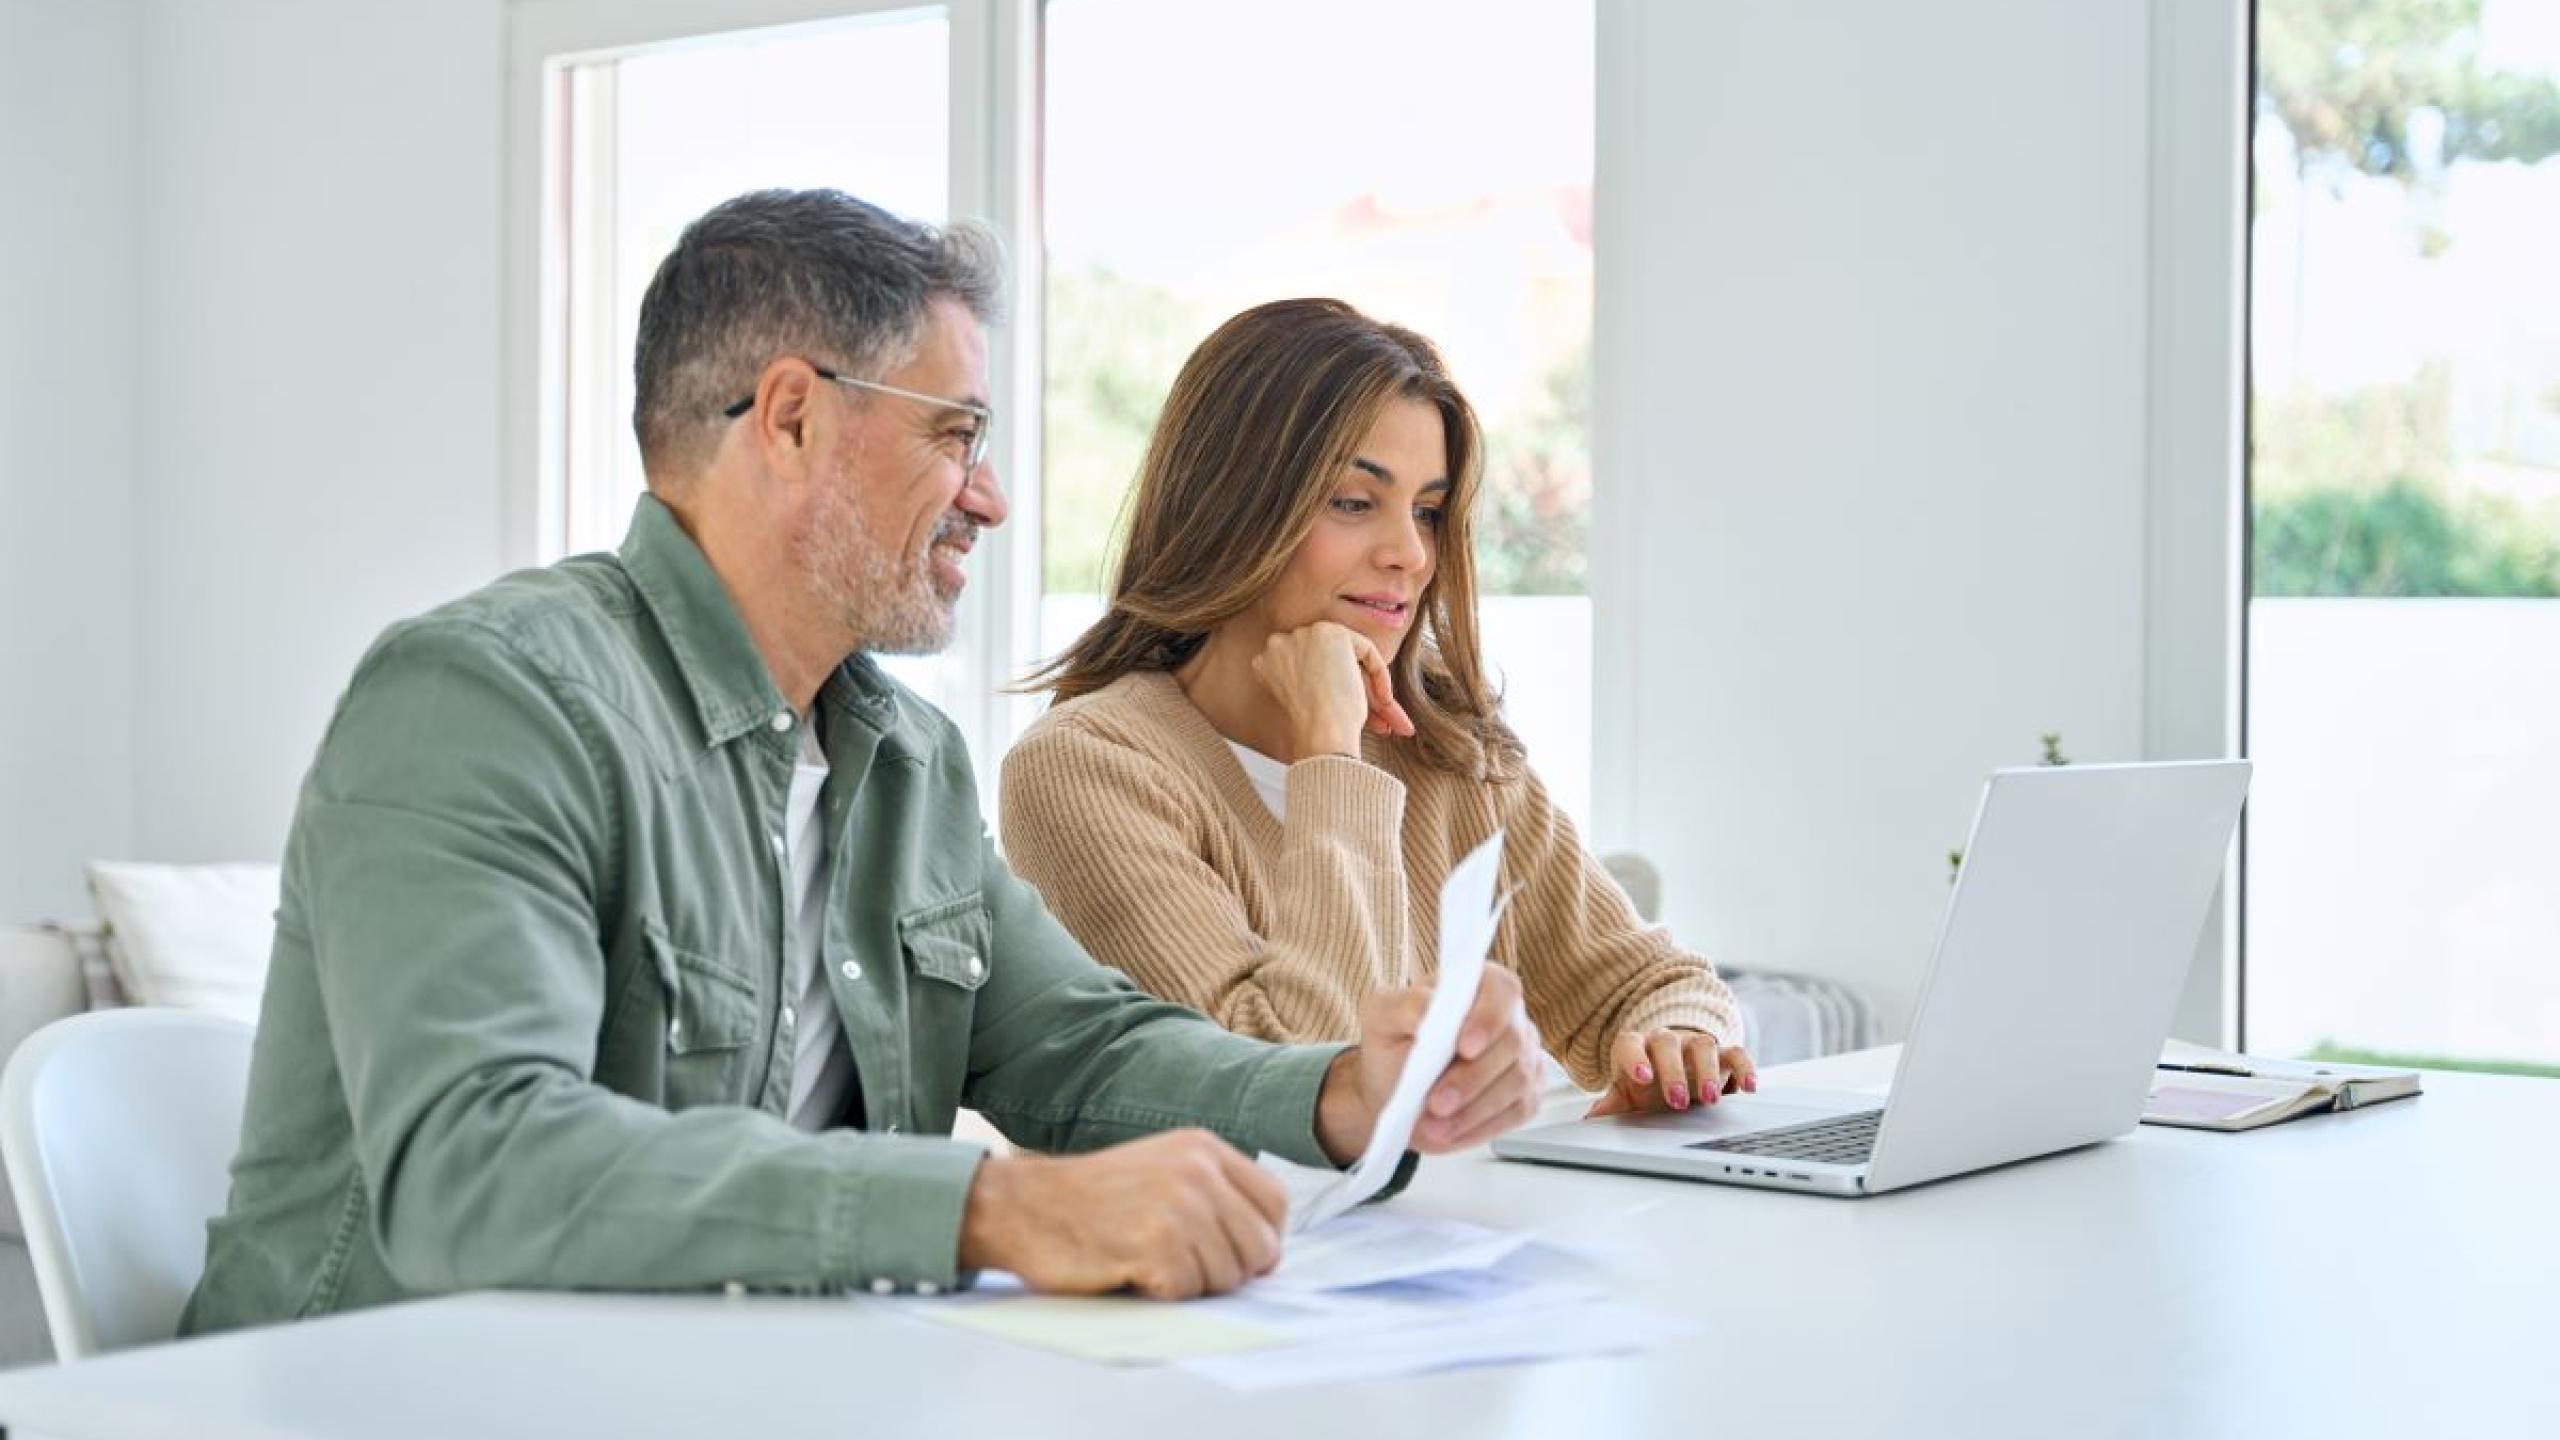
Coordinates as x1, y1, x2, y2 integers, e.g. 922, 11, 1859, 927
959, 456, 1008, 528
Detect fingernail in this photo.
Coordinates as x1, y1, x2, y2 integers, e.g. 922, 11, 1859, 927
1668, 1085, 1689, 1109
1745, 1077, 1759, 1093
1633, 1065, 1654, 1084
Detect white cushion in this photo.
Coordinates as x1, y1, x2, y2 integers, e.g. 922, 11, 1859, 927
83, 864, 279, 1026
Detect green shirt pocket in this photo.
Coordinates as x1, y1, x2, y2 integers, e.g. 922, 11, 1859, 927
898, 894, 989, 1133
644, 923, 758, 1107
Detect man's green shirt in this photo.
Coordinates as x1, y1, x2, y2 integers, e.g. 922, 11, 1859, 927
181, 496, 1344, 1335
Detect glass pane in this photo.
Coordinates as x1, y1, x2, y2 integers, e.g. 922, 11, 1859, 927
1040, 0, 1597, 827
2245, 0, 2560, 1075
554, 8, 955, 701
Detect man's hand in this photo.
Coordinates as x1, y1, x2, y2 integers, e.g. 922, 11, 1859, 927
1315, 963, 1545, 1163
1584, 1029, 1757, 1117
1250, 622, 1415, 760
956, 1130, 1287, 1300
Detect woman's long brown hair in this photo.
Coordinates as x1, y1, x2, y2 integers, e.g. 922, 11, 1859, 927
1027, 297, 1522, 780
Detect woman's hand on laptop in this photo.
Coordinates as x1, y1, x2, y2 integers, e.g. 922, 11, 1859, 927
1585, 1029, 1757, 1117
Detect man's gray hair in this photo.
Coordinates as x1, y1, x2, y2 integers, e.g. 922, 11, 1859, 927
633, 188, 1005, 478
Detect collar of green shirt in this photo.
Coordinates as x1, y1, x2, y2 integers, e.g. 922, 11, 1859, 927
618, 492, 901, 752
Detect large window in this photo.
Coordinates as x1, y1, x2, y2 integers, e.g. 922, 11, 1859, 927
2245, 0, 2560, 1073
1040, 0, 1598, 825
529, 1, 1599, 821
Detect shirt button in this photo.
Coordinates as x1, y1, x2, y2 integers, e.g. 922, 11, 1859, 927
768, 833, 785, 858
965, 955, 985, 981
780, 1004, 796, 1029
886, 1122, 902, 1135
667, 1018, 684, 1046
869, 1278, 896, 1296
723, 1281, 747, 1299
840, 959, 862, 982
915, 1281, 941, 1297
770, 710, 793, 732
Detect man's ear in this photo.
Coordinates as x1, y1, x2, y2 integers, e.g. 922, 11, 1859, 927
747, 359, 823, 480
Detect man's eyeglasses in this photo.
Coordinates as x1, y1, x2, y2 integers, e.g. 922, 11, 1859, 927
723, 365, 993, 475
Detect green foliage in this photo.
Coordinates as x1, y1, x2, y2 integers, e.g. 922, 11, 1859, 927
2253, 365, 2453, 499
2259, 0, 2560, 186
2307, 1042, 2560, 1079
1042, 266, 1202, 594
1041, 267, 1595, 598
1473, 343, 1592, 596
2254, 480, 2560, 596
2251, 364, 2560, 597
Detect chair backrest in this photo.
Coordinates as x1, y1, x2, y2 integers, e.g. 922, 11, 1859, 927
0, 1009, 254, 1360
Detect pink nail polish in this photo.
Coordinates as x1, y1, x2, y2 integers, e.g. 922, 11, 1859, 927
1668, 1085, 1688, 1110
1633, 1065, 1654, 1084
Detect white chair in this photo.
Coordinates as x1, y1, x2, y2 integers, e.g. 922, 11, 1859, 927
0, 1009, 254, 1361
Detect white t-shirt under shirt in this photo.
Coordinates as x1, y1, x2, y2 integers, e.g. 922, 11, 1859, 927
1226, 740, 1291, 821
784, 719, 855, 1131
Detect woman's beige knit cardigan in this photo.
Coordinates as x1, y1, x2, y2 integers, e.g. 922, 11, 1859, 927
998, 671, 1741, 1091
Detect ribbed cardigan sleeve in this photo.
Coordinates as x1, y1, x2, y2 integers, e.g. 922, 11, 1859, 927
1000, 721, 1412, 1045
1490, 766, 1745, 1090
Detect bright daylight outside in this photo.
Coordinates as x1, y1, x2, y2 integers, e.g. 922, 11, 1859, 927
2246, 0, 2560, 1074
1040, 0, 1598, 826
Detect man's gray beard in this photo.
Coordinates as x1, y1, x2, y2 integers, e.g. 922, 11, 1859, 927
801, 485, 957, 657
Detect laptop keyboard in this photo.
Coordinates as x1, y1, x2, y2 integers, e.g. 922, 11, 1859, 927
1687, 1109, 1884, 1166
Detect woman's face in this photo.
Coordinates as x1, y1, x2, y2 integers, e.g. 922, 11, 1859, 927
1253, 397, 1450, 652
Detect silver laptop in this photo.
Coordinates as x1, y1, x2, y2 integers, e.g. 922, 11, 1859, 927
1493, 760, 2251, 1196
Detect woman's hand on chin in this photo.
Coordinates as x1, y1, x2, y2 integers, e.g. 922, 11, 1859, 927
1584, 1029, 1758, 1117
1251, 621, 1414, 758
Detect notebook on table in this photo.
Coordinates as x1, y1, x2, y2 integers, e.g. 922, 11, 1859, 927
2143, 1042, 2421, 1131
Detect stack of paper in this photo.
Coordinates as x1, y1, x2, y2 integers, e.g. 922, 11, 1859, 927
914, 1233, 1674, 1390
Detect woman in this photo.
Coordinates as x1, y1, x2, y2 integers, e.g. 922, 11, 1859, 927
1003, 298, 1751, 1126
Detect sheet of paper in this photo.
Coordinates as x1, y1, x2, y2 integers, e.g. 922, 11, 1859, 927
1180, 1297, 1678, 1391
2146, 1082, 2291, 1126
1263, 1209, 1530, 1292
1265, 829, 1506, 1232
915, 1293, 1286, 1365
901, 1232, 1681, 1387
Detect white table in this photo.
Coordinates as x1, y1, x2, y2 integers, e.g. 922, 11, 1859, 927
0, 1047, 2550, 1438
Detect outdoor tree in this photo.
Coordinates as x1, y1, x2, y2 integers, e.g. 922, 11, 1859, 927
2252, 0, 2560, 595
2259, 0, 2560, 193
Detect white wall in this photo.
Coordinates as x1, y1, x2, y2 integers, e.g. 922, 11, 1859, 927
131, 0, 508, 863
0, 0, 143, 921
1594, 0, 2243, 1037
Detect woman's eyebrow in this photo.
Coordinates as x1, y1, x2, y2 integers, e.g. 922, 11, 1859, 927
1350, 458, 1453, 494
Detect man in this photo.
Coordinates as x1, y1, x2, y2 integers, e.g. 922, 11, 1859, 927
181, 189, 1546, 1334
